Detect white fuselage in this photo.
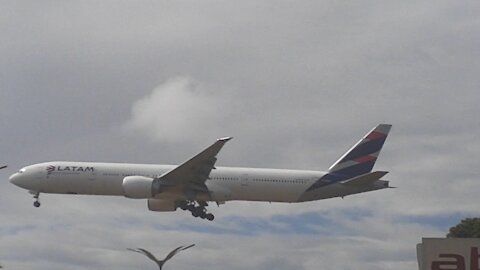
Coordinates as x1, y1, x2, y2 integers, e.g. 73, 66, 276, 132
9, 161, 377, 203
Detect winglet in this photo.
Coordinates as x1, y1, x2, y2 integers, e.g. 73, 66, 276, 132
217, 137, 233, 142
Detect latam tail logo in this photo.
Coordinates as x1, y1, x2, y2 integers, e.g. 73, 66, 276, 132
306, 124, 391, 192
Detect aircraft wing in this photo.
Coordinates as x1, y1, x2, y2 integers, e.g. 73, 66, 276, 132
340, 171, 388, 187
156, 137, 232, 194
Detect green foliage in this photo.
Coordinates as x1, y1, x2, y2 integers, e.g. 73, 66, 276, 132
447, 218, 480, 238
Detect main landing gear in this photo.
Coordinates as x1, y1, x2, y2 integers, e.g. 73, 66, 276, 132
30, 191, 41, 208
178, 201, 214, 221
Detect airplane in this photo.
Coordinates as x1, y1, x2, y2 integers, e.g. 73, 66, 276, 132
9, 124, 392, 221
0, 165, 6, 170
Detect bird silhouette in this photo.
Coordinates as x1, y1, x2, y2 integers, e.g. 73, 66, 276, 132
127, 244, 195, 269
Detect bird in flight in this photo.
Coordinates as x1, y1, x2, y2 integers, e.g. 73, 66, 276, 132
127, 244, 195, 269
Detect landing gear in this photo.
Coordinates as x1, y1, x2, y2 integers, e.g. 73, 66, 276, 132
31, 192, 41, 208
178, 200, 215, 221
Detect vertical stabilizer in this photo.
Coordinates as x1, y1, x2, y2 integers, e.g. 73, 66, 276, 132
305, 124, 392, 192
328, 124, 391, 178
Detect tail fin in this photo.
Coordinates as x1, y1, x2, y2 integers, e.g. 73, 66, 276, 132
327, 124, 392, 180
304, 124, 391, 192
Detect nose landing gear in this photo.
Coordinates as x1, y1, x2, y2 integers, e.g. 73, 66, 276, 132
30, 191, 41, 208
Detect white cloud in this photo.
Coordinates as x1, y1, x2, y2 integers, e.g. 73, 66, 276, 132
124, 77, 232, 143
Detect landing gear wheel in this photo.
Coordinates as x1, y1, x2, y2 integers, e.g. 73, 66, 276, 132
182, 200, 215, 221
178, 202, 187, 210
186, 204, 196, 212
31, 192, 40, 208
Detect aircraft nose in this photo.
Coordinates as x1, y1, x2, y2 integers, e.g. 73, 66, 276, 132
9, 173, 20, 185
9, 173, 29, 189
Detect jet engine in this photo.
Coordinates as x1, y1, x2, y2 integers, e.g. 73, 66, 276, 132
122, 176, 154, 199
147, 198, 177, 212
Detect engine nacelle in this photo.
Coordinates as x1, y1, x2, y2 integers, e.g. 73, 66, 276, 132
147, 199, 177, 212
122, 176, 154, 199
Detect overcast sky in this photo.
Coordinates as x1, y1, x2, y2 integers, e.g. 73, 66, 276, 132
1, 1, 480, 269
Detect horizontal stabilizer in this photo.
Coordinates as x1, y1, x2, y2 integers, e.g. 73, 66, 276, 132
341, 171, 388, 187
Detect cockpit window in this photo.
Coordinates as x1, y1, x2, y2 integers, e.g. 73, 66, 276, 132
19, 168, 26, 173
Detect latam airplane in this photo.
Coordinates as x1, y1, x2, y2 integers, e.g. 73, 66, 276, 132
9, 124, 392, 221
